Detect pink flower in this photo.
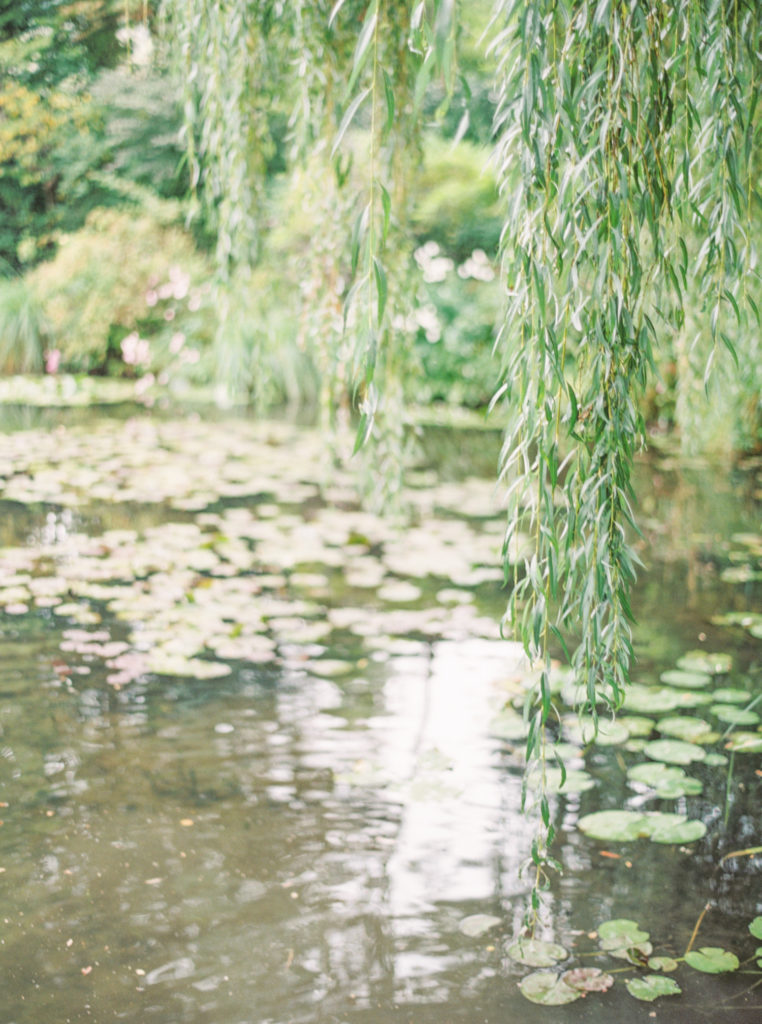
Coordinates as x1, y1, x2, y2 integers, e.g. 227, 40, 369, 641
44, 349, 61, 374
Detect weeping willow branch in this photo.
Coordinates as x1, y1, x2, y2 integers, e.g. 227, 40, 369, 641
492, 0, 760, 924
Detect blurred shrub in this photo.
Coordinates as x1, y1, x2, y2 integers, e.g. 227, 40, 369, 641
0, 278, 48, 373
27, 208, 216, 376
408, 136, 502, 263
408, 242, 500, 408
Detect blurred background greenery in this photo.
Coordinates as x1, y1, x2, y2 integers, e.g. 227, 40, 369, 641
1, 0, 760, 453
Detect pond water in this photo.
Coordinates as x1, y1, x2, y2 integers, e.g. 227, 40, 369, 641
0, 405, 760, 1023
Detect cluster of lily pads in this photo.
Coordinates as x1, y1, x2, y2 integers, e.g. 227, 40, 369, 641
459, 914, 762, 1005
0, 416, 514, 688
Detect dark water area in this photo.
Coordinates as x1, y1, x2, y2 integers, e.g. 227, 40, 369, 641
0, 406, 760, 1022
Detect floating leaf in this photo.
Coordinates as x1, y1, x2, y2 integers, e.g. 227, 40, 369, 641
647, 814, 707, 844
749, 917, 762, 940
518, 971, 580, 1005
598, 919, 650, 951
660, 669, 712, 688
657, 716, 716, 744
711, 704, 760, 726
578, 811, 650, 842
628, 762, 703, 798
725, 732, 762, 753
561, 967, 614, 992
565, 715, 629, 746
643, 739, 706, 765
579, 810, 706, 844
712, 687, 751, 703
684, 947, 739, 973
621, 716, 655, 737
507, 938, 568, 967
459, 914, 502, 937
648, 955, 678, 972
677, 651, 732, 674
625, 974, 681, 1001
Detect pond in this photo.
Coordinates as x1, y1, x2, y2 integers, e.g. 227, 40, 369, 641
0, 403, 760, 1023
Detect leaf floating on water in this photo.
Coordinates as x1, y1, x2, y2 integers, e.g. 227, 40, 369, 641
643, 739, 706, 765
656, 716, 716, 744
625, 974, 681, 1001
677, 651, 732, 675
518, 971, 581, 1005
684, 947, 739, 974
627, 762, 703, 798
749, 917, 762, 941
561, 967, 614, 992
711, 704, 760, 726
506, 938, 568, 967
712, 687, 752, 704
579, 811, 706, 844
659, 669, 712, 689
647, 955, 678, 972
597, 919, 650, 952
458, 914, 502, 937
724, 732, 762, 753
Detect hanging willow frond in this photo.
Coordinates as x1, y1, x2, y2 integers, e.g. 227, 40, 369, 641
491, 0, 760, 889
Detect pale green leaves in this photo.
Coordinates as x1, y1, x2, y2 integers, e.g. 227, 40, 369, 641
625, 975, 681, 1001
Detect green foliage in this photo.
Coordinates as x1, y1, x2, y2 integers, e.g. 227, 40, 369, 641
409, 136, 501, 261
28, 208, 216, 375
0, 277, 47, 372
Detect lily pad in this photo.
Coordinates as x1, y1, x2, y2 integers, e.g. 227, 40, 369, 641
507, 938, 568, 967
648, 955, 679, 972
561, 967, 614, 992
628, 761, 703, 798
677, 651, 732, 674
749, 917, 762, 940
712, 687, 752, 704
660, 668, 712, 688
598, 918, 650, 951
564, 715, 630, 746
625, 974, 681, 1001
578, 810, 650, 842
525, 765, 596, 795
657, 716, 716, 744
725, 732, 762, 753
459, 914, 502, 937
684, 947, 739, 973
647, 814, 707, 844
518, 971, 580, 1005
621, 715, 655, 737
711, 704, 760, 726
579, 810, 706, 844
643, 738, 706, 765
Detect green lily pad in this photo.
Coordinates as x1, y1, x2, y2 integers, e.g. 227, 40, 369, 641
579, 810, 706, 844
749, 917, 762, 940
459, 914, 502, 937
711, 704, 760, 726
518, 971, 580, 1005
660, 668, 712, 688
598, 918, 650, 951
561, 967, 614, 992
489, 706, 527, 740
628, 761, 703, 798
677, 651, 732, 674
564, 715, 629, 746
657, 716, 716, 744
525, 765, 596, 795
648, 955, 678, 972
684, 947, 739, 973
756, 947, 762, 968
703, 752, 729, 765
725, 732, 762, 753
647, 813, 707, 844
507, 938, 568, 967
625, 974, 681, 1001
578, 810, 650, 842
643, 739, 706, 765
712, 687, 752, 704
621, 715, 655, 737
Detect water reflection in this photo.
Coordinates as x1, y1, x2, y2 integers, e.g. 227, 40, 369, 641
0, 417, 760, 1022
